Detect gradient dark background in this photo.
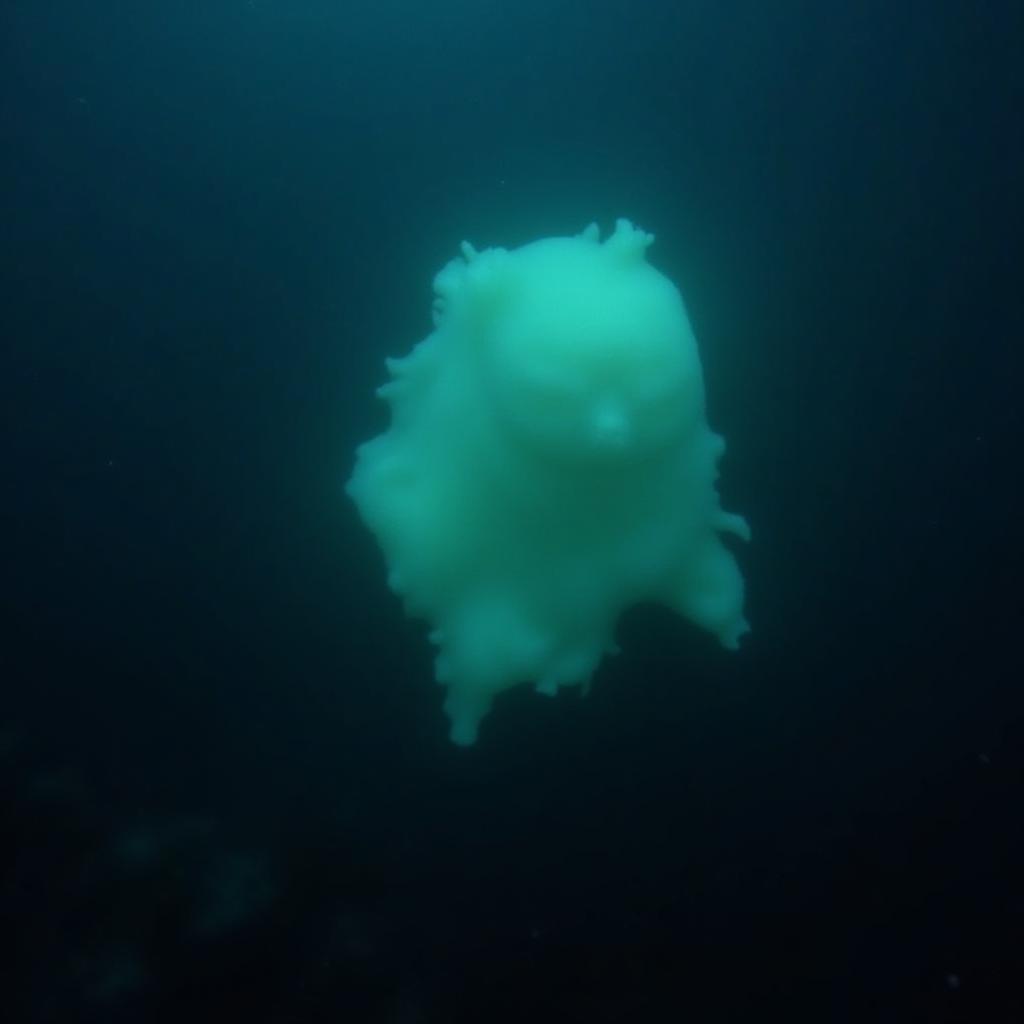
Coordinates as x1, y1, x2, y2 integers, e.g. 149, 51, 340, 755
2, 2, 1022, 1021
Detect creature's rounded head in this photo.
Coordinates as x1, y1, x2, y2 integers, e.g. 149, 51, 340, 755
466, 220, 706, 463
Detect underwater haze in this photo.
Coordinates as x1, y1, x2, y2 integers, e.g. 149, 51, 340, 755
2, 1, 1022, 1021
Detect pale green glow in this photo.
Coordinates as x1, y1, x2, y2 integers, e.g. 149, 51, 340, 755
348, 219, 749, 745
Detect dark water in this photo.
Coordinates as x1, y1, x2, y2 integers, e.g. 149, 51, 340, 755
3, 2, 1022, 1021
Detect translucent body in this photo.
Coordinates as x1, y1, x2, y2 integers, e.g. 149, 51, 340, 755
347, 219, 749, 745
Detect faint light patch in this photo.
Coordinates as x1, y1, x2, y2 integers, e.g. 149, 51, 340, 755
75, 946, 150, 1005
331, 911, 377, 959
0, 727, 23, 761
110, 817, 217, 872
191, 850, 276, 936
26, 768, 91, 807
945, 972, 961, 990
